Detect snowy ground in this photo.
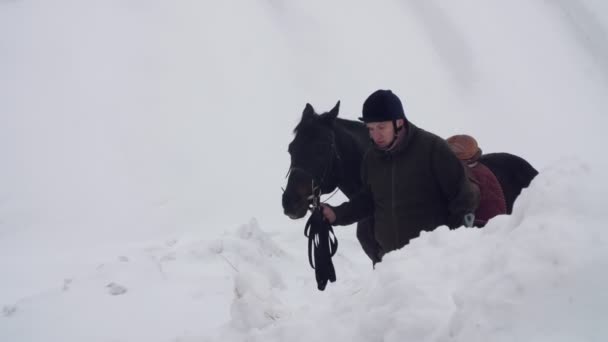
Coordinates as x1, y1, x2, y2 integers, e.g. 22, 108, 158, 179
2, 0, 608, 341
2, 161, 607, 342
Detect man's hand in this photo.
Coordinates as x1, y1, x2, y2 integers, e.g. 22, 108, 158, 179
320, 204, 337, 224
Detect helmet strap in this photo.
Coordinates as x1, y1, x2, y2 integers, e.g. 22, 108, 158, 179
392, 120, 403, 138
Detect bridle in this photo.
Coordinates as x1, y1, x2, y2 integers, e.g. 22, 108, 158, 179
291, 136, 341, 292
283, 133, 341, 210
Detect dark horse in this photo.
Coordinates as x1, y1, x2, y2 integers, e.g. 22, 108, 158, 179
282, 102, 538, 262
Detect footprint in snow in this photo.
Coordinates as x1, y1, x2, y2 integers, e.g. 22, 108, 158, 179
3, 305, 17, 317
107, 283, 128, 296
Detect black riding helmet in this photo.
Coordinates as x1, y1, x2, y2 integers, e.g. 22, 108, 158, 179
359, 89, 408, 135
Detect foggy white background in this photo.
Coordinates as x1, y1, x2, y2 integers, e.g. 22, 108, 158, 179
2, 0, 607, 247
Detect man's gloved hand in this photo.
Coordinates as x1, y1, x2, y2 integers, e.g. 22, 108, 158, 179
464, 213, 475, 227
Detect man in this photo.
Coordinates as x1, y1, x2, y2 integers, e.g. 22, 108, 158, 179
447, 134, 507, 227
321, 89, 478, 262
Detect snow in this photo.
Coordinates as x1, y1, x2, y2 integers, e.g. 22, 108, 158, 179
1, 0, 608, 341
3, 162, 606, 341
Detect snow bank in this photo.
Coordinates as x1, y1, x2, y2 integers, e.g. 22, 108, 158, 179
218, 161, 608, 342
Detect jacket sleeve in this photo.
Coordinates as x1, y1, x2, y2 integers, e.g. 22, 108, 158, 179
432, 138, 479, 228
332, 186, 374, 226
332, 153, 374, 226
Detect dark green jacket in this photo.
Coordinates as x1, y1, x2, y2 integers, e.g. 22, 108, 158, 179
333, 123, 478, 253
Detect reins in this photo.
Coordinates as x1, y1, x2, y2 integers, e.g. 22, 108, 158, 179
304, 185, 338, 291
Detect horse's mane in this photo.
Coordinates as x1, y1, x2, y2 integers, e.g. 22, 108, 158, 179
334, 117, 369, 148
292, 112, 369, 150
292, 120, 309, 134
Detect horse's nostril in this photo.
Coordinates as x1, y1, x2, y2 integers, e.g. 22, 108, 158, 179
282, 194, 296, 210
282, 193, 291, 204
282, 192, 305, 213
283, 190, 298, 202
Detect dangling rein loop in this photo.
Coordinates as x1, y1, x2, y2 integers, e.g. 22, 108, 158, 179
304, 187, 338, 291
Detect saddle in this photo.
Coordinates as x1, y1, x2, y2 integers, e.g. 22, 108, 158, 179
447, 135, 507, 226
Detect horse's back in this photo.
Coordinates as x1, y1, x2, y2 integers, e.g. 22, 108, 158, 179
479, 152, 539, 214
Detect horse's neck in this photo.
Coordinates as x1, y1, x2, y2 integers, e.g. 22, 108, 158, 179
333, 119, 369, 199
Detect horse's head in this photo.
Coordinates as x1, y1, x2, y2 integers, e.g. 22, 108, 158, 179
282, 101, 341, 219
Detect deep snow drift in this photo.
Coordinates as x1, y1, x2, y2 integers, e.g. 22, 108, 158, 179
2, 162, 607, 341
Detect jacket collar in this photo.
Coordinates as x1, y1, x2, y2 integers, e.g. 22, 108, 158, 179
373, 122, 418, 158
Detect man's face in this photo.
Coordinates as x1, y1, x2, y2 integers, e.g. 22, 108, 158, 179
366, 119, 403, 148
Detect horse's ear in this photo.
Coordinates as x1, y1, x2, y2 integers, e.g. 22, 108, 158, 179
320, 101, 340, 126
302, 103, 315, 123
328, 101, 340, 120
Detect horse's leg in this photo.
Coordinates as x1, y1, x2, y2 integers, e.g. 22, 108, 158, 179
356, 217, 383, 265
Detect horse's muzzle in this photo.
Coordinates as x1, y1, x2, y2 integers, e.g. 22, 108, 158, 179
282, 192, 309, 219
